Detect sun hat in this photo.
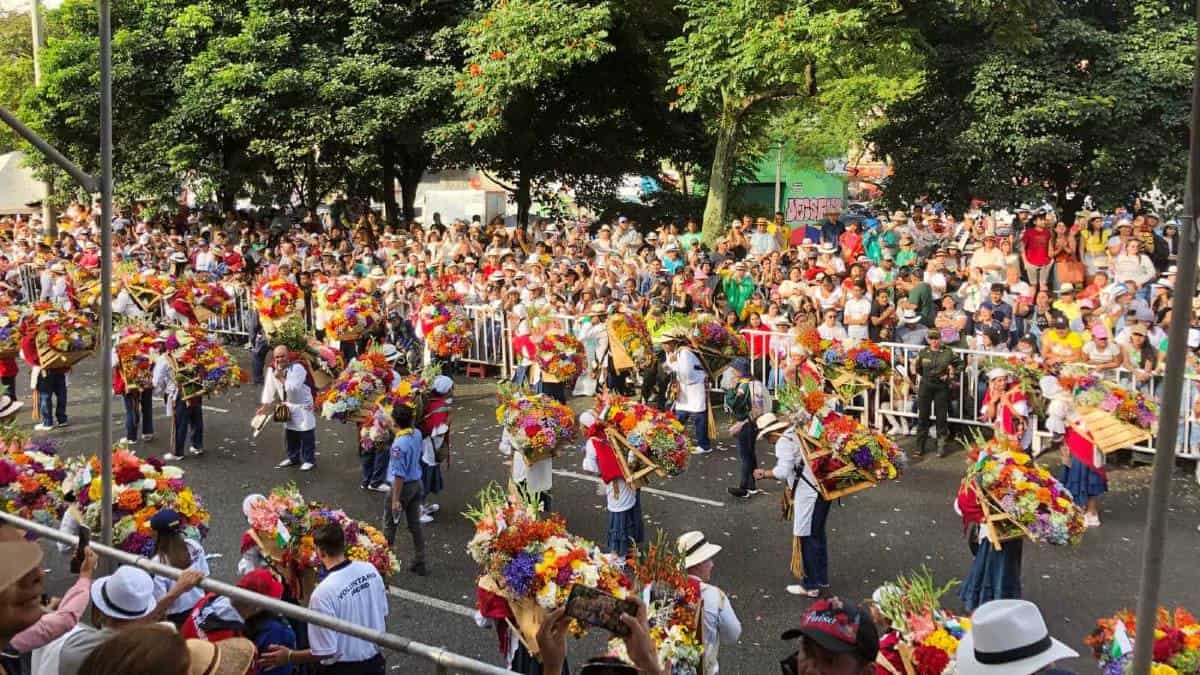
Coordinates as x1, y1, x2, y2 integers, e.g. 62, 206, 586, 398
987, 368, 1009, 381
899, 308, 921, 325
186, 637, 257, 675
956, 599, 1077, 675
90, 566, 157, 620
1057, 283, 1075, 295
169, 252, 188, 264
781, 597, 879, 663
1130, 324, 1149, 337
0, 540, 42, 596
237, 569, 284, 600
1091, 324, 1110, 339
755, 412, 790, 439
368, 266, 387, 280
433, 375, 454, 395
818, 243, 836, 254
379, 344, 401, 363
677, 530, 721, 569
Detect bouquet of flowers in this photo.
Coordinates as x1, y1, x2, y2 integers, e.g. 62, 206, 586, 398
664, 313, 747, 374
24, 303, 96, 368
316, 277, 363, 311
608, 532, 703, 674
124, 271, 176, 311
268, 315, 343, 389
325, 291, 382, 342
495, 385, 578, 463
69, 267, 103, 311
115, 323, 158, 392
428, 313, 472, 358
874, 567, 970, 675
253, 278, 302, 329
607, 313, 653, 369
417, 289, 463, 331
0, 438, 68, 531
775, 380, 838, 428
169, 329, 246, 398
964, 436, 1085, 546
533, 331, 585, 383
1086, 607, 1200, 675
820, 413, 904, 482
1065, 373, 1159, 428
817, 337, 893, 401
194, 281, 235, 319
64, 448, 209, 555
317, 350, 397, 423
467, 484, 631, 650
358, 369, 435, 453
0, 306, 24, 358
599, 395, 689, 480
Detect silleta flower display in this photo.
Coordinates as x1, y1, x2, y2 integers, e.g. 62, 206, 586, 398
194, 281, 235, 319
874, 567, 970, 675
599, 395, 690, 479
253, 278, 302, 320
24, 302, 96, 354
0, 307, 23, 358
607, 313, 653, 368
0, 437, 68, 531
358, 369, 434, 453
1064, 373, 1159, 428
168, 328, 246, 399
115, 323, 158, 392
533, 331, 585, 382
1086, 607, 1200, 675
419, 289, 471, 358
317, 350, 398, 422
495, 386, 579, 463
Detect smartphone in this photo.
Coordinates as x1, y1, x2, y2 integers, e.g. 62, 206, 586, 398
564, 585, 638, 637
70, 526, 90, 574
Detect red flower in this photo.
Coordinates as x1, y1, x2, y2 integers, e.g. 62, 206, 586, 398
1154, 627, 1184, 662
912, 644, 949, 675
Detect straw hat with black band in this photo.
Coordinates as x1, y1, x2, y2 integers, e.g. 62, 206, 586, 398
677, 530, 722, 570
187, 637, 257, 675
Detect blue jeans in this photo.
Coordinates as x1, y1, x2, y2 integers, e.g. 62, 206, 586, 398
173, 398, 203, 453
360, 448, 388, 486
675, 409, 711, 451
36, 370, 67, 427
802, 498, 832, 587
285, 428, 316, 464
123, 390, 154, 441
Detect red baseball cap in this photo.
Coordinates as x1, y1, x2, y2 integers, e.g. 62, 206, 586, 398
237, 569, 284, 600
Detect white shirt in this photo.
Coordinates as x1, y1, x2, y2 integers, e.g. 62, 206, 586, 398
697, 580, 741, 675
749, 232, 781, 256
666, 346, 707, 413
152, 538, 209, 615
767, 431, 821, 536
261, 363, 316, 431
500, 429, 553, 492
582, 437, 637, 512
818, 323, 847, 342
308, 560, 388, 664
194, 251, 216, 272
843, 297, 871, 340
152, 355, 177, 413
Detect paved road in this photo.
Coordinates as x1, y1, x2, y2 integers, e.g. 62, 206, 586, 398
23, 351, 1200, 674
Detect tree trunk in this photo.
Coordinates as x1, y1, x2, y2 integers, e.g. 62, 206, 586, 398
516, 171, 532, 227
701, 110, 741, 244
380, 142, 398, 227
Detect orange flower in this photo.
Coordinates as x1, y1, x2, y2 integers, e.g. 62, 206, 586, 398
469, 63, 482, 77
489, 49, 506, 60
17, 475, 39, 494
117, 490, 143, 511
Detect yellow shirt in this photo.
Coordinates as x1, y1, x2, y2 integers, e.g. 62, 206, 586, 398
1042, 330, 1083, 359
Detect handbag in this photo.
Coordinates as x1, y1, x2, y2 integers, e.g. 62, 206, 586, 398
272, 402, 290, 423
1057, 259, 1086, 285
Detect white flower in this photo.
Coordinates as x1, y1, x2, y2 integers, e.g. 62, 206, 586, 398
160, 466, 184, 480
536, 581, 559, 609
140, 463, 156, 476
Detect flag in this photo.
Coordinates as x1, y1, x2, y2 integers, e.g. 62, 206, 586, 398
807, 416, 824, 439
275, 522, 291, 549
1110, 620, 1133, 661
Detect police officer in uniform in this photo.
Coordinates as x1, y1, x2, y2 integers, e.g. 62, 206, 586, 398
913, 329, 961, 458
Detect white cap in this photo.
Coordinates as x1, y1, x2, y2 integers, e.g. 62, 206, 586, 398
433, 375, 454, 394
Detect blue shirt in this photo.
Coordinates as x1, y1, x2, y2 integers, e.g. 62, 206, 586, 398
387, 428, 424, 483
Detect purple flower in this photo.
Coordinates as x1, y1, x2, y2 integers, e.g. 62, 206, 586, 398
28, 438, 59, 456
503, 552, 538, 596
555, 565, 574, 586
851, 446, 873, 469
0, 459, 17, 485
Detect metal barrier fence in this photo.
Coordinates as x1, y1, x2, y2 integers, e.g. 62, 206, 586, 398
18, 263, 39, 302
0, 510, 516, 675
460, 304, 512, 376
157, 283, 254, 339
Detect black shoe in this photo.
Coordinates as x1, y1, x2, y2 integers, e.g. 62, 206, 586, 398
410, 562, 429, 576
727, 487, 749, 498
360, 481, 369, 491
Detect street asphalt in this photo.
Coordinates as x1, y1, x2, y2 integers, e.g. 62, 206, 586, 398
23, 350, 1200, 674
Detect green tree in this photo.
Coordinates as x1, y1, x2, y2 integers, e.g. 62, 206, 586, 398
0, 10, 34, 154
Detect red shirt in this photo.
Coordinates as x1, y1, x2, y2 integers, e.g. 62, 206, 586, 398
0, 357, 16, 378
1021, 227, 1052, 266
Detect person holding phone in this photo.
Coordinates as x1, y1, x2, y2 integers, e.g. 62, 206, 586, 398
6, 546, 97, 661
536, 598, 665, 675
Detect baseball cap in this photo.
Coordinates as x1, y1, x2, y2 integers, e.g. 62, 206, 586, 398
237, 569, 284, 600
781, 597, 879, 663
149, 508, 183, 535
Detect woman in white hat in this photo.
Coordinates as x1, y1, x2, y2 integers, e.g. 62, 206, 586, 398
752, 413, 831, 598
980, 368, 1033, 451
417, 375, 455, 523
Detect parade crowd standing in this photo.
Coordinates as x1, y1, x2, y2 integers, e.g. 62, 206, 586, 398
0, 197, 1188, 675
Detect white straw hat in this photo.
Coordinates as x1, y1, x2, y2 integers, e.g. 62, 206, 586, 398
677, 530, 722, 569
957, 599, 1078, 674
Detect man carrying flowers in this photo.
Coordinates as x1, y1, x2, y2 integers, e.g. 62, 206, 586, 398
659, 328, 712, 456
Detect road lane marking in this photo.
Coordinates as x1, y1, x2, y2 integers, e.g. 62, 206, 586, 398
552, 470, 725, 507
387, 585, 477, 618
202, 405, 230, 413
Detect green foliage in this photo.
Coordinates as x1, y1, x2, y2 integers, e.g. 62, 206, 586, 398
0, 10, 34, 154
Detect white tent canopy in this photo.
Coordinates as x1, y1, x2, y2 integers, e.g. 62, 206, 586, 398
0, 151, 43, 215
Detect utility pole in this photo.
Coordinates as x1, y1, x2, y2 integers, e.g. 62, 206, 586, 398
97, 0, 114, 567
773, 141, 783, 215
1130, 4, 1200, 674
29, 0, 55, 239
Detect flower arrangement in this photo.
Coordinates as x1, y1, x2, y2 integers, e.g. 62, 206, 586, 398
533, 331, 585, 382
466, 484, 630, 632
674, 313, 747, 373
325, 291, 382, 341
495, 385, 579, 463
253, 278, 302, 320
428, 313, 472, 358
607, 313, 653, 368
1064, 373, 1158, 428
248, 484, 399, 580
0, 306, 24, 357
115, 323, 158, 392
268, 315, 343, 386
819, 413, 904, 483
819, 338, 893, 400
24, 303, 96, 354
194, 281, 235, 318
170, 329, 246, 398
608, 532, 703, 674
0, 438, 68, 531
1086, 607, 1200, 675
358, 369, 435, 453
964, 436, 1085, 546
125, 270, 176, 297
874, 567, 969, 675
317, 350, 397, 422
599, 395, 689, 478
64, 447, 209, 555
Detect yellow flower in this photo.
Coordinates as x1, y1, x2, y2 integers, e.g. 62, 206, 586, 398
347, 545, 368, 561
959, 618, 971, 631
176, 489, 198, 518
1011, 453, 1031, 465
396, 381, 413, 397
925, 629, 958, 655
1150, 665, 1179, 675
88, 478, 101, 502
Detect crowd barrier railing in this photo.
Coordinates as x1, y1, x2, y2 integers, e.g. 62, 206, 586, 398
156, 283, 253, 339
18, 263, 39, 303
0, 510, 517, 675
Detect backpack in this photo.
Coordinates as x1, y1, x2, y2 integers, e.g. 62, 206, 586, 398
748, 380, 772, 420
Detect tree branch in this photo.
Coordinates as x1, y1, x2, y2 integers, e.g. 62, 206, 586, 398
480, 169, 517, 193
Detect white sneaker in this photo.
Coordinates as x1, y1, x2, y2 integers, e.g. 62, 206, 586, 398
187, 446, 204, 457
33, 424, 53, 431
299, 462, 315, 471
162, 453, 184, 461
691, 446, 713, 456
419, 514, 434, 524
424, 504, 440, 514
370, 483, 391, 493
1085, 513, 1101, 528
276, 458, 295, 468
786, 584, 820, 597
141, 434, 154, 442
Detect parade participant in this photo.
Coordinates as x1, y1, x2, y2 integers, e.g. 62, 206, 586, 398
677, 530, 741, 675
956, 600, 1079, 675
659, 328, 712, 455
113, 342, 155, 444
20, 315, 70, 431
170, 361, 206, 459
148, 509, 211, 627
383, 404, 428, 576
0, 350, 16, 400
579, 411, 644, 557
261, 345, 317, 472
913, 329, 961, 457
980, 369, 1033, 451
955, 479, 1023, 612
724, 357, 762, 498
1064, 411, 1107, 529
418, 375, 454, 523
259, 523, 389, 675
779, 598, 880, 675
500, 420, 554, 511
752, 413, 831, 597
